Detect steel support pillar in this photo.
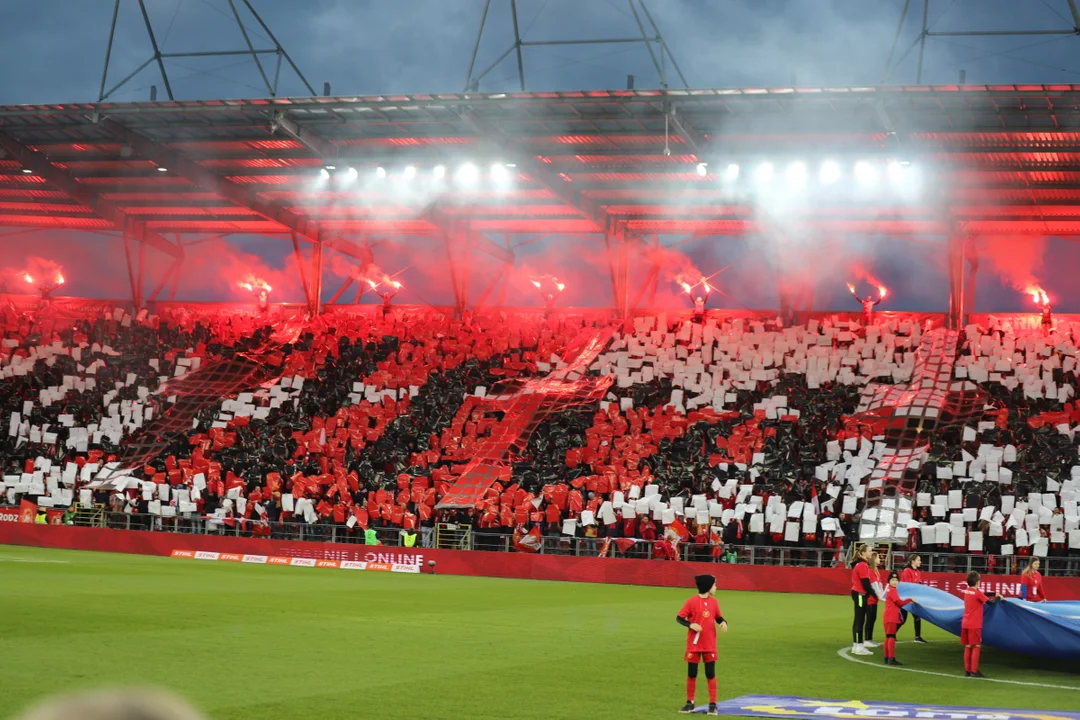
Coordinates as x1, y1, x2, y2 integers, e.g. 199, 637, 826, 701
123, 233, 141, 310
965, 252, 979, 323
442, 223, 471, 317
606, 228, 631, 318
312, 239, 324, 315
947, 229, 966, 330
291, 233, 314, 312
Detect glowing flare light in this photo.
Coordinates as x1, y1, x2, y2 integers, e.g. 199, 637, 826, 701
1028, 287, 1050, 306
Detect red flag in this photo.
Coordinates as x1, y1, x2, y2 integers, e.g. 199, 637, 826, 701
597, 537, 612, 558
514, 526, 542, 553
665, 517, 690, 542
614, 538, 638, 553
19, 500, 36, 524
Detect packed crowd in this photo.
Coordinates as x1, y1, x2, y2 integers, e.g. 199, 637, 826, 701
1, 299, 1079, 569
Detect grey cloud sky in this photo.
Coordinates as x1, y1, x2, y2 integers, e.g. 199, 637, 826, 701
2, 1, 1080, 104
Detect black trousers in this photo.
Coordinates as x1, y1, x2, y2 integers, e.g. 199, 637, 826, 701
900, 609, 922, 637
851, 591, 868, 644
864, 603, 878, 641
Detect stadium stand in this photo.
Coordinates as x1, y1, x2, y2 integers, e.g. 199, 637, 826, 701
2, 302, 1079, 576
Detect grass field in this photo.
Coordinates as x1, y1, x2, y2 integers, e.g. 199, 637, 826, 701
1, 546, 1078, 720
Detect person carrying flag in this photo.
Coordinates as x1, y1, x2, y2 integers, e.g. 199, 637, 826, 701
962, 571, 1000, 678
882, 570, 913, 666
676, 574, 728, 715
899, 555, 927, 643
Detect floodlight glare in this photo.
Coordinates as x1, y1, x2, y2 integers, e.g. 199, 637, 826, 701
754, 162, 774, 183
724, 163, 740, 182
345, 167, 358, 181
785, 161, 807, 187
491, 163, 510, 182
887, 160, 904, 182
156, 167, 168, 173
433, 165, 447, 179
854, 160, 877, 185
820, 160, 841, 184
457, 162, 479, 182
403, 166, 417, 180
375, 166, 387, 179
319, 168, 330, 180
696, 162, 708, 177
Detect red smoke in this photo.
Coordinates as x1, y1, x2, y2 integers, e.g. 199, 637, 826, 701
8, 255, 64, 289
976, 236, 1048, 303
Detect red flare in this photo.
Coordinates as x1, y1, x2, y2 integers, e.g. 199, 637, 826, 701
877, 285, 888, 299
846, 283, 856, 294
680, 282, 693, 294
23, 273, 33, 285
56, 274, 65, 285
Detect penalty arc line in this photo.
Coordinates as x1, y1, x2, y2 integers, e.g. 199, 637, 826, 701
837, 646, 1080, 691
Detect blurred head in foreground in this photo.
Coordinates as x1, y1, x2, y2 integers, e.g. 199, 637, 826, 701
17, 688, 207, 720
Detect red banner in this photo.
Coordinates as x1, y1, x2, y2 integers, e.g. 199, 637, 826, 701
0, 508, 23, 524
2, 523, 1079, 599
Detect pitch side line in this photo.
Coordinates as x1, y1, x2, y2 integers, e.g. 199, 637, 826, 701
837, 646, 1080, 691
0, 556, 70, 564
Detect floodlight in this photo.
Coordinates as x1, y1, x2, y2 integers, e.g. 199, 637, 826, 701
457, 163, 479, 182
820, 160, 841, 185
785, 162, 807, 188
854, 160, 877, 185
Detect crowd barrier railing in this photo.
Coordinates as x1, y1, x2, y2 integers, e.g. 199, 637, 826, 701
18, 511, 1072, 577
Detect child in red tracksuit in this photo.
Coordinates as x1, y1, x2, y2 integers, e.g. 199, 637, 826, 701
962, 571, 1000, 678
882, 570, 913, 666
676, 574, 729, 715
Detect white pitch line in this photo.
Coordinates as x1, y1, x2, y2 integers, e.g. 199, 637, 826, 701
0, 556, 70, 564
836, 647, 1080, 691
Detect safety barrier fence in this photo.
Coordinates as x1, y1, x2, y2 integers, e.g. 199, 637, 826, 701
13, 510, 1077, 577
4, 521, 1080, 599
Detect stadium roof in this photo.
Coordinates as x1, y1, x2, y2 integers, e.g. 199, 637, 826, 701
3, 84, 1080, 253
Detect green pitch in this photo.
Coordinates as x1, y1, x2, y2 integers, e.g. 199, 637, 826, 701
1, 546, 1078, 720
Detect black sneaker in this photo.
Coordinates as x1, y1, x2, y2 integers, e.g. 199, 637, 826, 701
708, 704, 720, 716
891, 659, 904, 666
965, 671, 972, 677
971, 671, 986, 679
680, 702, 695, 714
913, 637, 928, 644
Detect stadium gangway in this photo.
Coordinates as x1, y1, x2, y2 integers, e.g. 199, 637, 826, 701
51, 510, 1080, 576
